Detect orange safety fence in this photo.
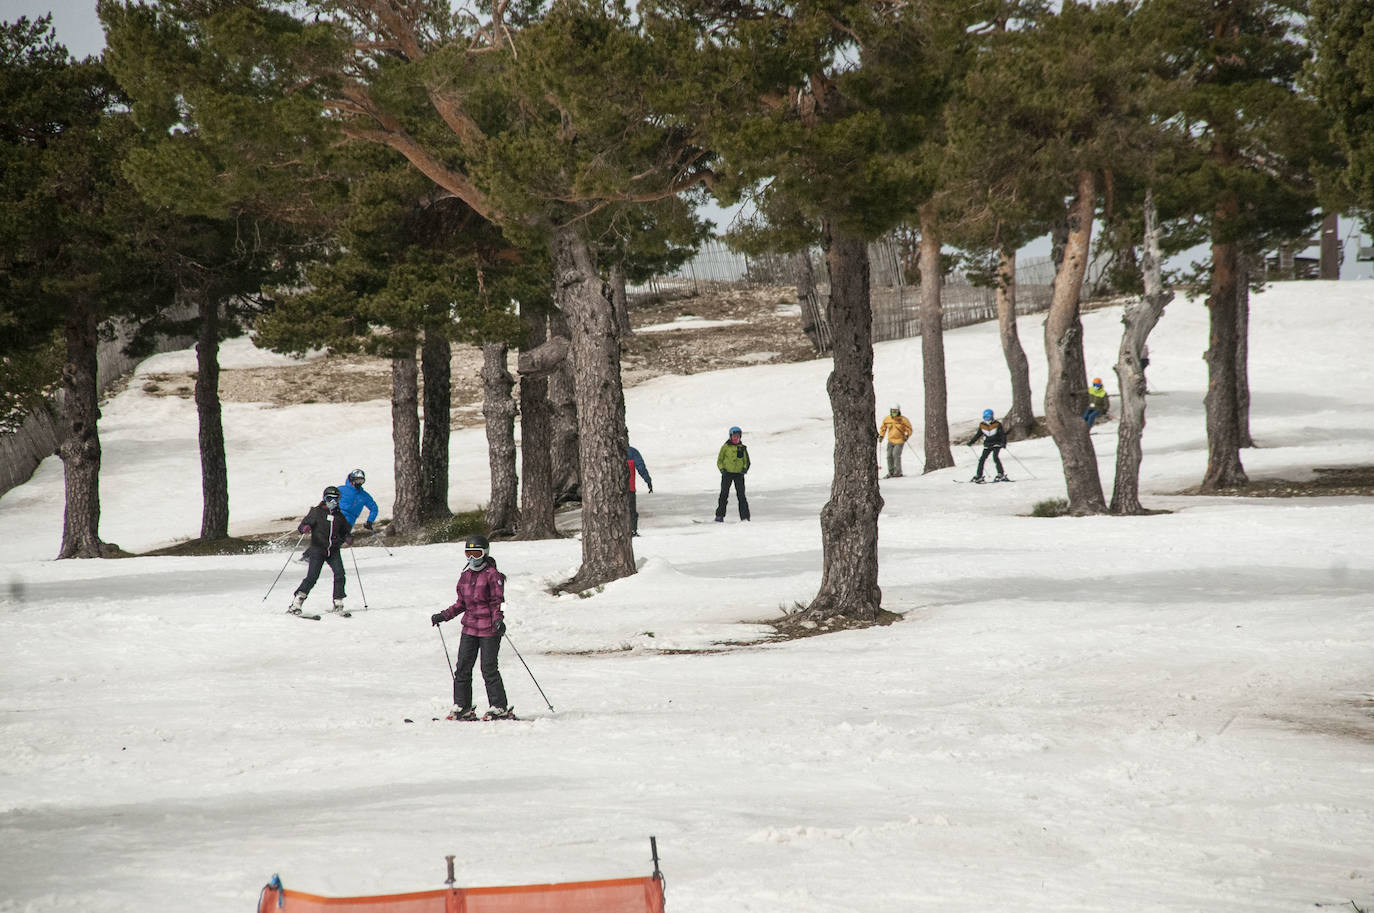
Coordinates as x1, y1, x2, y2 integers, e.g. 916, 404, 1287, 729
256, 875, 666, 913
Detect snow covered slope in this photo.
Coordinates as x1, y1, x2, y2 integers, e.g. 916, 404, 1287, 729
1, 282, 1371, 912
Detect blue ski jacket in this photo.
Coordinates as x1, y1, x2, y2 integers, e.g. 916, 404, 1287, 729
338, 479, 379, 525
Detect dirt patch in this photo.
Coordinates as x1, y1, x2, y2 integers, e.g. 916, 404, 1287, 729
1175, 465, 1374, 499
139, 285, 819, 431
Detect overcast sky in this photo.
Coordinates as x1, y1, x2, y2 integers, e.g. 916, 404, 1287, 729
3, 0, 1369, 277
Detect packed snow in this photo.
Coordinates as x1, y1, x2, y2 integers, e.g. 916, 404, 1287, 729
1, 282, 1372, 913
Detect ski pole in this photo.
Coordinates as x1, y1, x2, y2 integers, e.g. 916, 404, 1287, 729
349, 543, 369, 609
437, 624, 454, 679
1005, 448, 1038, 479
262, 534, 305, 602
504, 632, 554, 712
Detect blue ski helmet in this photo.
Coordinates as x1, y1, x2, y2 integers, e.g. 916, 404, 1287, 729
982, 409, 994, 422
729, 426, 742, 436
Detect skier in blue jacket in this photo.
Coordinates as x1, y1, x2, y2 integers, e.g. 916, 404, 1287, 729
626, 444, 653, 536
338, 468, 379, 531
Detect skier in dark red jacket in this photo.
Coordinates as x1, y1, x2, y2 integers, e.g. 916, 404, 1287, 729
431, 535, 513, 720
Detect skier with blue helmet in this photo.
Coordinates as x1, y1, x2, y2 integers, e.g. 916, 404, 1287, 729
965, 409, 1009, 483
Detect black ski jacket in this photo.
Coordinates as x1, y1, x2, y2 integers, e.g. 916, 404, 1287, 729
966, 420, 1007, 449
298, 503, 352, 557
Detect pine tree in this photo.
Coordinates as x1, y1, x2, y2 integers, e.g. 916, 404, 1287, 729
1308, 0, 1374, 226
0, 17, 176, 557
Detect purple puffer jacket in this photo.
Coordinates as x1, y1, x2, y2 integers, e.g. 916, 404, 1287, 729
437, 561, 505, 637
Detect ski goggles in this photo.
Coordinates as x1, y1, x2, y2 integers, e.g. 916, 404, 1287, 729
325, 496, 339, 507
464, 547, 486, 559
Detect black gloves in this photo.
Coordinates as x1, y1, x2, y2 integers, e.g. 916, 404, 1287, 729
647, 483, 653, 493
431, 612, 444, 627
496, 620, 507, 636
364, 520, 374, 531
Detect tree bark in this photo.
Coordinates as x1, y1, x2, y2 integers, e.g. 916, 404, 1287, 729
1200, 194, 1249, 491
804, 222, 883, 623
482, 341, 519, 536
194, 290, 229, 540
516, 309, 560, 539
420, 330, 452, 520
57, 298, 107, 559
1235, 249, 1253, 448
918, 204, 953, 472
550, 224, 635, 592
609, 261, 632, 339
995, 247, 1034, 440
389, 348, 423, 535
1043, 171, 1107, 515
792, 249, 825, 353
1110, 190, 1173, 515
548, 312, 580, 505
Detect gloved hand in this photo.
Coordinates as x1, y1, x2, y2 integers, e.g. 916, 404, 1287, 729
364, 520, 374, 531
495, 620, 506, 636
431, 612, 444, 627
299, 523, 311, 533
647, 483, 653, 493
344, 535, 354, 547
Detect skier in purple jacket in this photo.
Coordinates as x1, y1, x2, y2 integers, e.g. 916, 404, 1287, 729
431, 534, 513, 720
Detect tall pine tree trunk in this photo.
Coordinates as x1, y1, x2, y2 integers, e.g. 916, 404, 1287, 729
420, 330, 451, 520
1235, 250, 1253, 448
390, 347, 423, 535
1201, 194, 1248, 491
57, 298, 106, 559
804, 222, 883, 623
609, 262, 632, 339
995, 247, 1034, 440
918, 204, 953, 472
1043, 171, 1107, 515
1110, 190, 1173, 515
550, 224, 634, 592
482, 342, 518, 536
548, 312, 580, 504
516, 309, 560, 539
194, 290, 229, 540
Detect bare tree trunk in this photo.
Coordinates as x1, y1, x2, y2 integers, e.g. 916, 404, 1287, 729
995, 247, 1034, 440
550, 224, 634, 592
1110, 190, 1173, 515
57, 298, 107, 559
516, 309, 560, 539
482, 342, 518, 536
791, 249, 825, 353
1201, 194, 1248, 491
420, 330, 451, 520
194, 290, 229, 540
548, 312, 580, 504
609, 261, 632, 339
389, 347, 423, 535
1043, 171, 1107, 515
918, 204, 953, 472
804, 222, 883, 623
1235, 250, 1253, 448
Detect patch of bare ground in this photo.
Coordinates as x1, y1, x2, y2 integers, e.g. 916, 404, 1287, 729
1174, 465, 1374, 498
1264, 693, 1374, 745
136, 285, 820, 430
771, 607, 904, 640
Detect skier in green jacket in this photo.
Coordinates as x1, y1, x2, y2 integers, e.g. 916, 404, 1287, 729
714, 426, 751, 522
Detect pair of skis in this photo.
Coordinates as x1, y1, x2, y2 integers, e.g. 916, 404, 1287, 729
287, 607, 351, 621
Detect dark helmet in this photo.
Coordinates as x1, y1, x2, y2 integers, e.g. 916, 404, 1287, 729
323, 486, 341, 503
348, 468, 366, 486
463, 534, 490, 560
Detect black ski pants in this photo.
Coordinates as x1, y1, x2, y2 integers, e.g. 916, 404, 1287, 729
629, 490, 639, 535
976, 446, 1005, 478
297, 549, 346, 600
716, 471, 750, 520
453, 632, 508, 711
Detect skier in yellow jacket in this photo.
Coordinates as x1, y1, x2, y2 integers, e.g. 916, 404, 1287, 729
878, 406, 914, 478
